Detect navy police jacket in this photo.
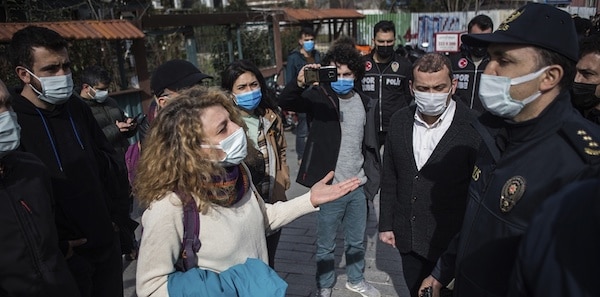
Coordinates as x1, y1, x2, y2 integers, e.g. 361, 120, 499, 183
447, 49, 490, 112
360, 53, 412, 133
432, 90, 600, 297
508, 178, 600, 297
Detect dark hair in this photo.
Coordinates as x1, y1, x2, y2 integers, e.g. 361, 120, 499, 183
535, 47, 576, 90
9, 26, 68, 70
412, 53, 454, 81
322, 36, 364, 81
573, 16, 593, 36
220, 59, 278, 114
374, 20, 395, 37
81, 65, 112, 87
299, 26, 316, 38
579, 34, 600, 58
468, 14, 494, 33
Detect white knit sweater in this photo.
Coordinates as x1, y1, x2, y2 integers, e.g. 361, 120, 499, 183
136, 188, 316, 297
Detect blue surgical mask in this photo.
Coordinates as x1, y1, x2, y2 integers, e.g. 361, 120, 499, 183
303, 40, 315, 52
90, 87, 109, 103
479, 66, 549, 118
331, 78, 354, 95
201, 127, 248, 167
26, 69, 73, 105
0, 110, 21, 158
234, 88, 262, 111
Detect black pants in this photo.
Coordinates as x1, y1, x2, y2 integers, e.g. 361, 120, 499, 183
400, 251, 452, 297
266, 229, 282, 268
67, 234, 123, 297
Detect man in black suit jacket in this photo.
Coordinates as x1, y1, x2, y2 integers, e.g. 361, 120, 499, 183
378, 53, 481, 297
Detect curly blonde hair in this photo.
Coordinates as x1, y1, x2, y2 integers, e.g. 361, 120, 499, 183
133, 86, 248, 213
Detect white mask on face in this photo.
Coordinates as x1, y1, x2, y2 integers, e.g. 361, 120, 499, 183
479, 66, 549, 118
0, 110, 21, 158
90, 87, 109, 103
413, 89, 451, 116
26, 69, 73, 105
201, 127, 247, 167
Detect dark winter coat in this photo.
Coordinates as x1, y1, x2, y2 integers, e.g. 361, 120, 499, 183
12, 93, 121, 261
279, 81, 380, 200
379, 100, 481, 261
0, 151, 80, 297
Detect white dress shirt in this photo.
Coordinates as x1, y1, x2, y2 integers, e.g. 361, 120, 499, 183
412, 99, 457, 170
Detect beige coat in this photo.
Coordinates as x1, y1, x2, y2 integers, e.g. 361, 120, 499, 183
241, 107, 290, 203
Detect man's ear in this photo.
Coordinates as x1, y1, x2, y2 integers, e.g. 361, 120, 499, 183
540, 65, 562, 92
15, 67, 31, 84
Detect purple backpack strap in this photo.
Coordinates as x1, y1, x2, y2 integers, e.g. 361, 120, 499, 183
174, 190, 201, 272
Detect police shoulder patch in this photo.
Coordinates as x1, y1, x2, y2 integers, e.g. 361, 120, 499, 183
560, 121, 600, 164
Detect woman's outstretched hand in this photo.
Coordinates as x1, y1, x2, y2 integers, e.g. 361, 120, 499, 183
309, 171, 360, 207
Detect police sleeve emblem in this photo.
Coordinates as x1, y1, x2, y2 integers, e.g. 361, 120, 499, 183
500, 176, 526, 213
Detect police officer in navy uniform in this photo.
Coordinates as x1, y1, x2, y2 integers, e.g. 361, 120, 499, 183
419, 3, 600, 297
448, 14, 493, 112
361, 20, 413, 148
509, 178, 600, 297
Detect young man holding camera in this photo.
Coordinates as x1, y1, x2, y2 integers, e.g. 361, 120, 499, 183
279, 36, 381, 297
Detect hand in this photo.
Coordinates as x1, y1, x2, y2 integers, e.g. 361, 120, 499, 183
66, 238, 87, 259
309, 171, 360, 207
379, 231, 396, 248
419, 275, 443, 297
297, 63, 321, 88
116, 118, 135, 132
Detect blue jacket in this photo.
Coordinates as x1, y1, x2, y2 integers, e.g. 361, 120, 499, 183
167, 258, 287, 297
285, 48, 321, 84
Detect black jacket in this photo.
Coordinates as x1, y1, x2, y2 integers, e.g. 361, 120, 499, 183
79, 96, 136, 158
509, 178, 600, 297
12, 93, 119, 260
447, 49, 490, 112
279, 81, 380, 200
379, 100, 481, 261
432, 90, 600, 297
360, 53, 413, 132
0, 151, 80, 297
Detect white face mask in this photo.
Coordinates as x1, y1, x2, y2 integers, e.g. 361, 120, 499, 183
90, 87, 109, 103
413, 88, 451, 116
479, 66, 549, 118
201, 127, 247, 167
26, 69, 74, 105
0, 110, 21, 158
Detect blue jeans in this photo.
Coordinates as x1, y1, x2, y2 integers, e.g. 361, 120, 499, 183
316, 186, 366, 288
295, 113, 308, 161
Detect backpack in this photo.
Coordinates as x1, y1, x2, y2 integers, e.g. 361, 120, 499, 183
125, 141, 141, 185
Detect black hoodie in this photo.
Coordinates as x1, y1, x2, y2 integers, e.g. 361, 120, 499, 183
12, 92, 119, 260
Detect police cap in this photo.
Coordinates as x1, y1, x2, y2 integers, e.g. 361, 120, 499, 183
461, 3, 578, 62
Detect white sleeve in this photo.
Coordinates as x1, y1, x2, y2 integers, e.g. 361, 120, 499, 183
136, 194, 183, 297
260, 191, 317, 233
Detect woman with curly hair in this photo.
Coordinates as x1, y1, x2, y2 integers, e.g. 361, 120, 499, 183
134, 86, 360, 297
221, 59, 290, 269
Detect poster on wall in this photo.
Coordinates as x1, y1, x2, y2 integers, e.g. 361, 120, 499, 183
434, 32, 462, 52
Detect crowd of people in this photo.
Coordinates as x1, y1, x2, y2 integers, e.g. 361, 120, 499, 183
2, 3, 600, 297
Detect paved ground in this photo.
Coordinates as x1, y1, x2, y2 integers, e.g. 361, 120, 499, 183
122, 130, 409, 297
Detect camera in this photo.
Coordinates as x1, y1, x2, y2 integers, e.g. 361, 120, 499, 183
304, 66, 338, 83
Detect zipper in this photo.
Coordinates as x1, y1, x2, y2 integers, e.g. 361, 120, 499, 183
16, 199, 44, 276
